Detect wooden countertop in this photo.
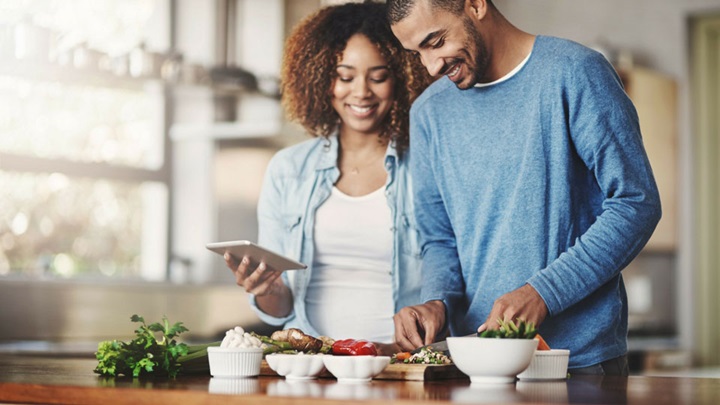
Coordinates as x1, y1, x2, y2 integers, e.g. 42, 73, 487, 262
1, 354, 719, 404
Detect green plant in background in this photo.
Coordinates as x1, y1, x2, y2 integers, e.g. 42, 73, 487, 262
478, 318, 538, 339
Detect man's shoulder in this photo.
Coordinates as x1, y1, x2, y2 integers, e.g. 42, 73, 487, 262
536, 36, 597, 56
534, 35, 611, 72
411, 77, 456, 113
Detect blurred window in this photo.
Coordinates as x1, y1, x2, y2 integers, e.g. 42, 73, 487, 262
0, 0, 169, 280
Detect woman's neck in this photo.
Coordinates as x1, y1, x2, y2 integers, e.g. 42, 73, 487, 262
338, 128, 388, 157
335, 127, 389, 196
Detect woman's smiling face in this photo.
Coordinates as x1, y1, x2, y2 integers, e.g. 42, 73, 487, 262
332, 34, 395, 137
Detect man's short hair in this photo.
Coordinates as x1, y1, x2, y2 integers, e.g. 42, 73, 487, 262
387, 0, 467, 25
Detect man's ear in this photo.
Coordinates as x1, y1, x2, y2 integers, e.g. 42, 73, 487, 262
466, 0, 489, 21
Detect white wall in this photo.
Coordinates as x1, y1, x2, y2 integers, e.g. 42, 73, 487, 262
496, 0, 720, 356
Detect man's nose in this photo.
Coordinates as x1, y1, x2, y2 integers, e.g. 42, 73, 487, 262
421, 52, 444, 77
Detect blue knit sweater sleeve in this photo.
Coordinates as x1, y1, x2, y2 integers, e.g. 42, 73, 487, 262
409, 94, 466, 317
526, 50, 662, 314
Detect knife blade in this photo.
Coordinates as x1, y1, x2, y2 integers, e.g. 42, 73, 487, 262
410, 340, 449, 355
410, 333, 477, 355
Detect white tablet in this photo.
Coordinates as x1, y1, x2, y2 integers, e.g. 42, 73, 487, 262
206, 240, 307, 272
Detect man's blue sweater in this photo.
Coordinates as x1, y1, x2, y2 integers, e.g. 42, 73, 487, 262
409, 36, 661, 368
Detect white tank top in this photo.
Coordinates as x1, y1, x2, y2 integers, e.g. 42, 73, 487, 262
306, 186, 394, 343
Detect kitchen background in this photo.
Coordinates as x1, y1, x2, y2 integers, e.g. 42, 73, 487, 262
0, 0, 719, 375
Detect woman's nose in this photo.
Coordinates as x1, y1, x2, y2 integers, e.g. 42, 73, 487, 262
352, 77, 372, 97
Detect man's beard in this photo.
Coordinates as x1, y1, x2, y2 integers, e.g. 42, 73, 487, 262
455, 16, 489, 90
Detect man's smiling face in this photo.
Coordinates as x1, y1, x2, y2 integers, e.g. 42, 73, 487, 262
391, 0, 490, 90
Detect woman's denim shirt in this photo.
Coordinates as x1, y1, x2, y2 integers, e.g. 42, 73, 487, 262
248, 133, 423, 337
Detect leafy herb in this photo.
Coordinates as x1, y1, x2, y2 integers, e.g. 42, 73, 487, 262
94, 314, 190, 378
478, 318, 538, 339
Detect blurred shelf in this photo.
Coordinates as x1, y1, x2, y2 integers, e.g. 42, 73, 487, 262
170, 121, 282, 141
0, 60, 163, 91
628, 335, 679, 351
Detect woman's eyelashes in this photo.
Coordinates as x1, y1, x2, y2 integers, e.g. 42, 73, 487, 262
337, 75, 390, 84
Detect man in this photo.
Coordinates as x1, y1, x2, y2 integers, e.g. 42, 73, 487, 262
387, 0, 661, 375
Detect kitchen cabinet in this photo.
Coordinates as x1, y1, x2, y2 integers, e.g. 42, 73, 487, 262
620, 67, 678, 252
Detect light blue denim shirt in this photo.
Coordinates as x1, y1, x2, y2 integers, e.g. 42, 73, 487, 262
248, 133, 423, 337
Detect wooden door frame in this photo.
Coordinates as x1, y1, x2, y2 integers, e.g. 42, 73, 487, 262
691, 15, 720, 367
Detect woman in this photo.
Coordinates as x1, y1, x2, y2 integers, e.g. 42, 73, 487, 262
225, 1, 430, 353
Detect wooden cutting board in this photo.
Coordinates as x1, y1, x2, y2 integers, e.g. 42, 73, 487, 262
375, 362, 466, 381
260, 360, 467, 381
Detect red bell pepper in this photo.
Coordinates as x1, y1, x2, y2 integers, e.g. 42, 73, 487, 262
331, 339, 378, 356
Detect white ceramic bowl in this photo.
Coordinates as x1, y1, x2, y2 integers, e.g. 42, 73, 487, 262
265, 353, 327, 380
517, 349, 570, 380
207, 347, 263, 378
322, 355, 391, 383
447, 337, 538, 384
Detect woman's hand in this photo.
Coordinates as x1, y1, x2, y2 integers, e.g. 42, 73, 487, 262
224, 252, 293, 317
224, 253, 286, 296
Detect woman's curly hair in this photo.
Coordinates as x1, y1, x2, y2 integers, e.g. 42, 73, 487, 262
281, 1, 431, 154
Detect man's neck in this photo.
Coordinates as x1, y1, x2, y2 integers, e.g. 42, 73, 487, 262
482, 11, 535, 82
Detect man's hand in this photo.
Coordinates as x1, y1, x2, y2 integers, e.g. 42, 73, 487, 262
373, 342, 403, 357
477, 284, 548, 332
394, 300, 446, 352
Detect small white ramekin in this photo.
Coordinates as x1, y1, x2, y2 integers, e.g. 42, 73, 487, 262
322, 355, 391, 383
266, 353, 326, 380
517, 349, 570, 380
207, 347, 263, 378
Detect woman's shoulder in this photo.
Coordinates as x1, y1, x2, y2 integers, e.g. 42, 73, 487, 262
268, 136, 334, 174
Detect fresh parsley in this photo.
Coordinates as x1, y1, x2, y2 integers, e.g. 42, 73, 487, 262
94, 314, 190, 378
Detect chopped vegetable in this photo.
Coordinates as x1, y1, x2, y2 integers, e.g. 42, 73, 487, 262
391, 348, 451, 364
535, 334, 551, 350
478, 318, 538, 339
394, 352, 412, 361
331, 339, 378, 356
318, 336, 335, 354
